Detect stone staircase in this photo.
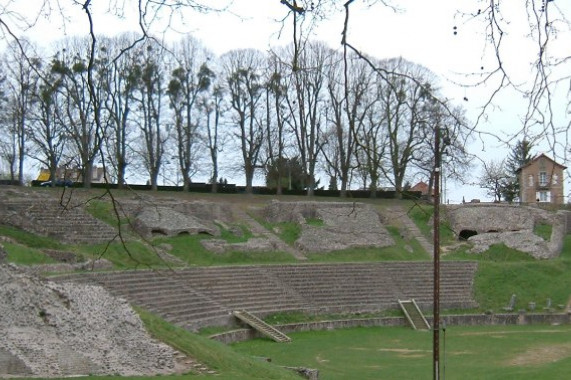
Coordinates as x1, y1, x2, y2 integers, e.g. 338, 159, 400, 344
0, 348, 33, 377
232, 207, 307, 260
53, 262, 479, 330
398, 299, 430, 330
233, 310, 291, 342
380, 205, 434, 257
0, 199, 117, 244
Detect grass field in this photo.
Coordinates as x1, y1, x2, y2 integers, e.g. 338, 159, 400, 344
232, 325, 571, 379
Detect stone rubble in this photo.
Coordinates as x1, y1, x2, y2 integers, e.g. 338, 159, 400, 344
264, 201, 394, 253
0, 264, 186, 378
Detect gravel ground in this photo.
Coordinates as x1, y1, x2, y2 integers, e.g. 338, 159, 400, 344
0, 264, 185, 378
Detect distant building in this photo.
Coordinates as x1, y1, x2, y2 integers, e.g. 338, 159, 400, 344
410, 181, 433, 196
517, 153, 566, 204
36, 166, 108, 184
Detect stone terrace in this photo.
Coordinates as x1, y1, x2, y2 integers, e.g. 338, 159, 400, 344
0, 198, 117, 244
55, 261, 479, 330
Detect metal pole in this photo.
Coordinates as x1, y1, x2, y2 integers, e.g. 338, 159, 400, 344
433, 126, 441, 380
442, 319, 447, 380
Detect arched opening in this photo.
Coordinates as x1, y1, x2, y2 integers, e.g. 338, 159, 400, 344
487, 230, 498, 233
459, 229, 478, 241
177, 231, 190, 236
151, 229, 168, 236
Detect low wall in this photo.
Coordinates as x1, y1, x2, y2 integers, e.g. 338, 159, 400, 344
210, 312, 571, 344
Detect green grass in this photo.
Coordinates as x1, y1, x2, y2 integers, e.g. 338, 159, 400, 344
217, 223, 254, 243
408, 203, 457, 244
473, 259, 571, 312
86, 198, 131, 228
79, 240, 171, 269
306, 217, 324, 226
0, 225, 70, 266
137, 308, 300, 380
453, 235, 571, 312
152, 234, 297, 266
0, 225, 64, 250
233, 324, 571, 380
408, 203, 433, 236
272, 221, 301, 245
534, 223, 552, 240
3, 242, 58, 265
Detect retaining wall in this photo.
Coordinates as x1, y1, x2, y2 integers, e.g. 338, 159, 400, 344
211, 312, 571, 344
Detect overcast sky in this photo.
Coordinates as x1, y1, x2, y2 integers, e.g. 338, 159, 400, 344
12, 1, 571, 202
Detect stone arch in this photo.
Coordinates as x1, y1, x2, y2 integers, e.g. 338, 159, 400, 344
459, 229, 478, 241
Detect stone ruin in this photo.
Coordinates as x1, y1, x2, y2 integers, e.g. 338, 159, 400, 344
126, 199, 234, 238
0, 264, 189, 378
263, 201, 394, 253
445, 204, 568, 259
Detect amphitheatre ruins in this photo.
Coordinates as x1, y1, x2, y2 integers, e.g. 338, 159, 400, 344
0, 185, 569, 377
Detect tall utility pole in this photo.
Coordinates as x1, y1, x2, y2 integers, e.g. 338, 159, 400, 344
433, 126, 441, 380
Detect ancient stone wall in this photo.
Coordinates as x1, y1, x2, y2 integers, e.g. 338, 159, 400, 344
210, 313, 571, 344
124, 200, 236, 238
446, 204, 534, 233
445, 204, 568, 259
263, 201, 394, 252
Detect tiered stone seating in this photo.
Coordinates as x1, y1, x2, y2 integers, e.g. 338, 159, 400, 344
265, 263, 399, 313
68, 271, 230, 329
174, 266, 311, 318
0, 347, 33, 376
0, 199, 117, 244
54, 262, 479, 330
384, 261, 479, 310
440, 261, 479, 309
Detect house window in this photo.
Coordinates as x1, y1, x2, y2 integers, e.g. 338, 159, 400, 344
528, 175, 533, 187
536, 191, 550, 202
539, 171, 548, 186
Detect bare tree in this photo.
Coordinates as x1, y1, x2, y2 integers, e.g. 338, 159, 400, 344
27, 59, 69, 185
375, 58, 436, 197
167, 37, 213, 191
130, 41, 170, 190
262, 51, 291, 195
51, 38, 107, 187
323, 51, 375, 196
478, 159, 509, 202
411, 101, 474, 200
221, 48, 265, 194
100, 34, 141, 188
2, 41, 40, 185
284, 41, 331, 196
199, 80, 226, 193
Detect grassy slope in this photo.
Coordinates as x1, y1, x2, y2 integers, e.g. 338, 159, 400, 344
137, 309, 300, 380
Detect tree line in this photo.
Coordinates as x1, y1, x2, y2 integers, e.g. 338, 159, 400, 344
0, 34, 473, 196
